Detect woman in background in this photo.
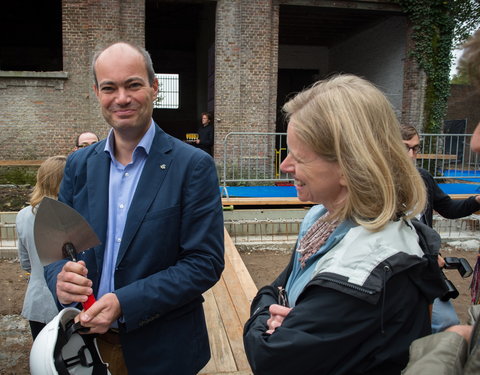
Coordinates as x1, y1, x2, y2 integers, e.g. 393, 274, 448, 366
16, 155, 66, 339
243, 75, 446, 375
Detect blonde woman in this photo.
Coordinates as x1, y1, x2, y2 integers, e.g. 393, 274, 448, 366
16, 155, 66, 339
243, 75, 446, 375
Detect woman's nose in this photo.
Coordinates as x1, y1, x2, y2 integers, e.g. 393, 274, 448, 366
280, 154, 293, 174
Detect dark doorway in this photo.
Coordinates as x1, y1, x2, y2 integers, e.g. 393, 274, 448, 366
276, 69, 319, 132
146, 1, 216, 140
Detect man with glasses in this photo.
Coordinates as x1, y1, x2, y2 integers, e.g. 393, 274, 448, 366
401, 125, 480, 227
401, 124, 480, 333
74, 131, 99, 151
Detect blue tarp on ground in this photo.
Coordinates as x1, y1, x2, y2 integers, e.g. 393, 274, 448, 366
442, 170, 480, 183
438, 183, 480, 194
221, 183, 480, 197
221, 185, 297, 197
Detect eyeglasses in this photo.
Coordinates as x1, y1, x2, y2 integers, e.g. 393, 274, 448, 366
405, 144, 421, 153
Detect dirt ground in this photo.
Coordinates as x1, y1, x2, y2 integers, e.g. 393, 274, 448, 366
0, 246, 478, 374
0, 186, 31, 212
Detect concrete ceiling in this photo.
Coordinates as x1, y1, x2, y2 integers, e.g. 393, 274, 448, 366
279, 5, 402, 47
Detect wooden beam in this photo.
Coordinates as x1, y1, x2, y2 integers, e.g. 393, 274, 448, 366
417, 154, 457, 160
199, 229, 257, 375
223, 197, 314, 206
0, 160, 44, 166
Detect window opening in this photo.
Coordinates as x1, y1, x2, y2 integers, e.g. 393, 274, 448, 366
154, 73, 179, 109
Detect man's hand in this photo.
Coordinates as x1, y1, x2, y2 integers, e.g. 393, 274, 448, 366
445, 325, 473, 343
77, 293, 122, 334
437, 255, 445, 268
56, 260, 93, 305
266, 304, 292, 334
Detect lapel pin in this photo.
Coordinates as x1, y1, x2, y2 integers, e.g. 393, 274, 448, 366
160, 164, 166, 169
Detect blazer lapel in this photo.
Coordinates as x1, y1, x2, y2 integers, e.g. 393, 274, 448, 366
115, 127, 173, 266
87, 145, 110, 268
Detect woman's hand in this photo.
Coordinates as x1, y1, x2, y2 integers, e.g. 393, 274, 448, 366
266, 304, 292, 334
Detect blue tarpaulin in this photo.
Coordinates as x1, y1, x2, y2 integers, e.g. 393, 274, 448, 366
221, 185, 297, 197
221, 183, 480, 197
438, 183, 480, 195
442, 170, 480, 183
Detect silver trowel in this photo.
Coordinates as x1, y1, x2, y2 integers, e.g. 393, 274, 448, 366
34, 197, 100, 310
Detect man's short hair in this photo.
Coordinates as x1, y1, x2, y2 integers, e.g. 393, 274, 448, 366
91, 41, 156, 87
76, 132, 99, 147
400, 125, 419, 141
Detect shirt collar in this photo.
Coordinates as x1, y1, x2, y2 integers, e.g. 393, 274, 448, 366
104, 120, 155, 159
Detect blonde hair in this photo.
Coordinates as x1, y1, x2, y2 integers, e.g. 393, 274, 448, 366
30, 155, 67, 209
460, 28, 480, 88
283, 74, 426, 231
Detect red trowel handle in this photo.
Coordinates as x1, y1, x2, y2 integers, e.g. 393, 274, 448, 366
64, 242, 96, 311
83, 294, 96, 310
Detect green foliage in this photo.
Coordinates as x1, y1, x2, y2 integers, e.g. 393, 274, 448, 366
451, 65, 471, 84
0, 166, 37, 185
395, 0, 480, 133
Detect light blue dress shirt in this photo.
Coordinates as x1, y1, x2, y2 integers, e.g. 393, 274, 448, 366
97, 121, 155, 299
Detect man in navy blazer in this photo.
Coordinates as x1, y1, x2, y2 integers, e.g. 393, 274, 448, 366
44, 42, 224, 374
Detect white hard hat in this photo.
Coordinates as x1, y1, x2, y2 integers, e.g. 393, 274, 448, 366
30, 307, 110, 374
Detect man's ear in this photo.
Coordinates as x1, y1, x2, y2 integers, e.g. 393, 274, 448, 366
152, 77, 159, 97
93, 84, 99, 98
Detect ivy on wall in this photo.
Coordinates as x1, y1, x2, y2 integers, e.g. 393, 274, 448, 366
395, 0, 480, 133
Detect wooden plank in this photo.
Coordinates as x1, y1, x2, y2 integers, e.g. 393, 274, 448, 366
224, 228, 258, 303
449, 194, 480, 200
220, 253, 251, 330
222, 197, 314, 206
200, 288, 238, 374
417, 154, 457, 160
0, 160, 44, 166
200, 229, 258, 375
212, 275, 251, 371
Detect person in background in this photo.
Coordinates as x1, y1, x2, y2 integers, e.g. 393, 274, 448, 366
243, 74, 445, 375
44, 41, 224, 374
471, 124, 480, 153
400, 124, 480, 333
194, 112, 214, 156
16, 155, 66, 339
400, 125, 480, 228
74, 131, 99, 151
402, 305, 479, 375
402, 27, 480, 375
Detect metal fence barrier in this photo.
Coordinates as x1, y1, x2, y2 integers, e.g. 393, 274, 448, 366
221, 132, 479, 188
1, 214, 478, 258
419, 133, 480, 180
0, 222, 18, 259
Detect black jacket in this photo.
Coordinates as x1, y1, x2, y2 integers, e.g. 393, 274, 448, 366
419, 168, 480, 227
196, 123, 214, 155
243, 218, 446, 375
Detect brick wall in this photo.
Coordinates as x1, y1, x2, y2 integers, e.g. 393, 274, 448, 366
0, 0, 144, 159
0, 0, 425, 168
214, 0, 278, 163
446, 85, 480, 133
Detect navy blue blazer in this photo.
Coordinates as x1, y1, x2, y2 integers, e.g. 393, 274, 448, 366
45, 123, 224, 374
